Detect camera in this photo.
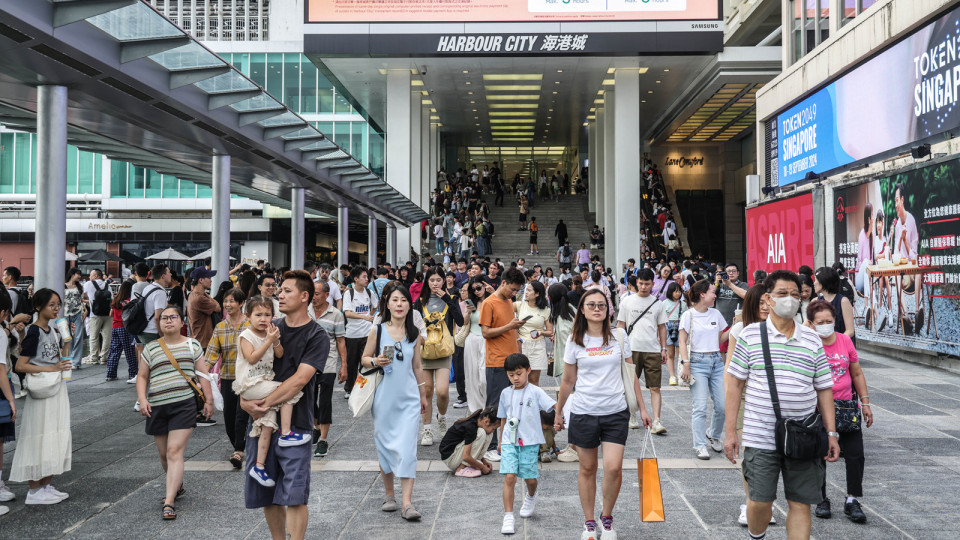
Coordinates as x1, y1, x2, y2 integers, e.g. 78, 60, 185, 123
504, 417, 519, 444
721, 272, 728, 281
420, 66, 428, 76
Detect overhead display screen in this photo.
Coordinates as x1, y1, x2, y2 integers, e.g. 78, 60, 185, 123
306, 0, 720, 23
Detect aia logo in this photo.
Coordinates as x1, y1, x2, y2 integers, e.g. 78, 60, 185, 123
836, 197, 845, 223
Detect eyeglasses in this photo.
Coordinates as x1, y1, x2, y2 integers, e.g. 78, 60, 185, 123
160, 315, 180, 322
584, 302, 607, 311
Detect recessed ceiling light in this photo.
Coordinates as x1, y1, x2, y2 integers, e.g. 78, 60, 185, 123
557, 69, 563, 73
489, 103, 539, 109
468, 91, 474, 95
547, 117, 552, 120
483, 74, 543, 81
664, 69, 670, 72
470, 101, 476, 104
583, 122, 588, 126
463, 70, 469, 74
466, 81, 471, 85
656, 80, 661, 84
472, 109, 477, 112
552, 91, 558, 94
648, 91, 653, 94
555, 81, 560, 84
546, 123, 551, 126
641, 100, 646, 103
485, 85, 541, 91
487, 95, 540, 100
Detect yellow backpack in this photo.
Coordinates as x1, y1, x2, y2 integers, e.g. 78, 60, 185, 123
422, 304, 454, 359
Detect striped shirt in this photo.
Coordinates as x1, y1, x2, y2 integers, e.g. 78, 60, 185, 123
144, 338, 203, 406
727, 322, 833, 451
205, 318, 251, 380
313, 304, 345, 374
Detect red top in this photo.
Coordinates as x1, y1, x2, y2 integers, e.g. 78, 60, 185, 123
112, 305, 124, 329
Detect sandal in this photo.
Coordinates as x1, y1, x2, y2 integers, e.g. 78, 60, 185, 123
159, 484, 185, 503
162, 504, 177, 520
229, 451, 244, 469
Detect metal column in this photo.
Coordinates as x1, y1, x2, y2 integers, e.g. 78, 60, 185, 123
290, 187, 305, 271
337, 205, 349, 268
211, 154, 231, 291
368, 216, 378, 269
34, 85, 68, 299
386, 224, 397, 266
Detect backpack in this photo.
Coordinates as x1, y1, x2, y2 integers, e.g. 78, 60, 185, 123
122, 285, 163, 335
90, 281, 112, 317
563, 245, 571, 258
421, 303, 454, 360
10, 287, 31, 317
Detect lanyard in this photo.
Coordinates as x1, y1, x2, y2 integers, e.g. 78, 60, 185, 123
511, 385, 529, 425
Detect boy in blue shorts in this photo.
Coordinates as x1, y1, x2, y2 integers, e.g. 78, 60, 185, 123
498, 353, 556, 535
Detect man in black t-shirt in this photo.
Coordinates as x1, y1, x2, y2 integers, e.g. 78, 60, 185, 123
242, 270, 328, 540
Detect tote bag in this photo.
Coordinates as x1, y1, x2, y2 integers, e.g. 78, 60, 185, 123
638, 428, 666, 522
615, 328, 640, 416
349, 325, 384, 417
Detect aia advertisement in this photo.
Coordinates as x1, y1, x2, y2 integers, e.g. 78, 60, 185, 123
746, 193, 815, 285
833, 158, 960, 355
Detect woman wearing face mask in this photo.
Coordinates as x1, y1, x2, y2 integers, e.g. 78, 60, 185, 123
678, 280, 730, 460
813, 267, 856, 342
806, 300, 873, 524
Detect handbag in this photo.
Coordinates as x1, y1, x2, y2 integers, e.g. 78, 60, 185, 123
349, 324, 384, 417
158, 338, 205, 412
638, 428, 665, 522
759, 321, 828, 460
25, 371, 63, 399
835, 396, 861, 432
615, 328, 640, 416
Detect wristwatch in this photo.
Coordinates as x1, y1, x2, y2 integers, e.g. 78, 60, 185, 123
827, 432, 840, 438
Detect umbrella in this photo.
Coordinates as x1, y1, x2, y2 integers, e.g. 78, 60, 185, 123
79, 249, 123, 263
145, 248, 191, 261
65, 251, 78, 261
190, 249, 236, 261
120, 250, 145, 263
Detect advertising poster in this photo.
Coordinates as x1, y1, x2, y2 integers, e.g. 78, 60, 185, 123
832, 158, 960, 355
775, 2, 960, 185
745, 193, 815, 285
307, 0, 720, 23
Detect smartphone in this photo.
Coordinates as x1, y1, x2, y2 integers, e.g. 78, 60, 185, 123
381, 344, 395, 361
465, 299, 475, 309
522, 315, 534, 322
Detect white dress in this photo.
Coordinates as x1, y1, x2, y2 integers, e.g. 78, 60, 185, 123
234, 328, 301, 436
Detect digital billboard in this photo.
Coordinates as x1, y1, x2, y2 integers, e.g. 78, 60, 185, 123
745, 193, 815, 285
774, 3, 960, 186
307, 0, 720, 23
833, 158, 960, 355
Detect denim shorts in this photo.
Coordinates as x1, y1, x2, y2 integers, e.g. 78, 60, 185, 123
665, 320, 680, 347
499, 443, 540, 479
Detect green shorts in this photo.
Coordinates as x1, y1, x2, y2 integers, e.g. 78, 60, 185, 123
500, 443, 539, 479
741, 447, 825, 505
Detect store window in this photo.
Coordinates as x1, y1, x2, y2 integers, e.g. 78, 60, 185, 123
841, 0, 878, 26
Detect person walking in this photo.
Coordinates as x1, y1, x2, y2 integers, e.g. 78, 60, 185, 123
678, 279, 730, 460
458, 277, 491, 412
661, 282, 685, 387
724, 270, 840, 540
342, 266, 377, 399
137, 306, 214, 520
188, 268, 222, 349
362, 285, 428, 521
105, 280, 138, 383
83, 269, 112, 365
0, 291, 18, 514
514, 281, 552, 386
555, 289, 652, 540
528, 218, 540, 255
813, 267, 856, 342
310, 281, 347, 458
63, 268, 86, 369
204, 288, 250, 468
555, 219, 568, 247
806, 299, 873, 524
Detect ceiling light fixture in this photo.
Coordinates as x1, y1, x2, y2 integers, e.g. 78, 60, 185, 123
483, 74, 543, 81
485, 85, 541, 91
486, 95, 540, 100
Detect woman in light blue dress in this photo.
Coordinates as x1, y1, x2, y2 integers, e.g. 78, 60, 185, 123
362, 283, 427, 521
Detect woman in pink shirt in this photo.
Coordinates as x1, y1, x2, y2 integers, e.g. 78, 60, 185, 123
807, 299, 873, 524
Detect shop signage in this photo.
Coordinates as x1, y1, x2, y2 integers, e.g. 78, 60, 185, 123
436, 34, 588, 53
664, 155, 704, 168
745, 193, 814, 284
87, 222, 133, 230
773, 3, 960, 186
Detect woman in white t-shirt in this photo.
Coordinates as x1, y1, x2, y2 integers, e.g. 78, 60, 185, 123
678, 279, 729, 460
555, 289, 651, 540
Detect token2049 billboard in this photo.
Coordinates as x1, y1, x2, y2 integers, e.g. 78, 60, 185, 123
307, 0, 720, 23
833, 158, 960, 355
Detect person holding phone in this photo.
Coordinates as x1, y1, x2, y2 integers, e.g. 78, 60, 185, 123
514, 281, 553, 386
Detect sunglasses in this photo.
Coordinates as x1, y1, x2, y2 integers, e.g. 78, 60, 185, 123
584, 302, 607, 311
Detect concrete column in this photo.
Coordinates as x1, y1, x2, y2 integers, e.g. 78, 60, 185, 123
368, 215, 378, 268
386, 70, 413, 260
211, 154, 231, 291
603, 88, 616, 263
409, 92, 423, 259
420, 107, 431, 212
594, 106, 605, 241
34, 85, 67, 299
337, 204, 349, 268
429, 122, 439, 190
386, 224, 398, 266
588, 120, 597, 213
613, 70, 641, 272
290, 187, 305, 271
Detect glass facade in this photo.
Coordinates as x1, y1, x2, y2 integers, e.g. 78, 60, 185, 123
0, 132, 101, 195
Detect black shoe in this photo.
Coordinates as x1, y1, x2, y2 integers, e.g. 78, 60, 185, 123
314, 440, 329, 457
844, 500, 866, 523
312, 428, 322, 444
196, 416, 217, 427
815, 498, 832, 519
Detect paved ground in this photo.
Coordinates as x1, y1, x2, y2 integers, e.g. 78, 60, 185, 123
2, 348, 959, 539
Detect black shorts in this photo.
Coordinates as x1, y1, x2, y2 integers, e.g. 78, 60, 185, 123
145, 397, 198, 436
529, 234, 538, 243
567, 408, 630, 449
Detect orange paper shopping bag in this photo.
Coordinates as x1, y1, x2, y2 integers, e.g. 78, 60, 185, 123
638, 428, 665, 522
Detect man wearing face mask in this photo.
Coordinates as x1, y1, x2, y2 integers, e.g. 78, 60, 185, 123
723, 270, 840, 540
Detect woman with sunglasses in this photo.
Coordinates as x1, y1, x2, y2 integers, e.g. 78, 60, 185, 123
555, 289, 652, 540
457, 277, 492, 412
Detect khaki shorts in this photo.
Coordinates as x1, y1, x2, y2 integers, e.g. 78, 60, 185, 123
632, 351, 662, 388
741, 447, 825, 505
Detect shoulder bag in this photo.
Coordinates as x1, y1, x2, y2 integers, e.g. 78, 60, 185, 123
835, 389, 861, 432
158, 338, 205, 412
759, 321, 828, 460
349, 324, 384, 417
615, 327, 640, 416
25, 371, 63, 399
627, 297, 658, 336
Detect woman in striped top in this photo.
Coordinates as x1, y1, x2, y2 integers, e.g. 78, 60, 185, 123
136, 305, 213, 520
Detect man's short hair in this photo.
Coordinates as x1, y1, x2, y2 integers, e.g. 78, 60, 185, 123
376, 266, 389, 276
316, 280, 331, 293
504, 353, 531, 371
135, 263, 149, 278
763, 270, 801, 294
282, 269, 315, 305
318, 263, 333, 272
502, 268, 525, 286
340, 264, 351, 271
638, 268, 655, 281
725, 262, 740, 272
628, 258, 636, 264
3, 266, 21, 282
150, 264, 168, 281
304, 260, 318, 273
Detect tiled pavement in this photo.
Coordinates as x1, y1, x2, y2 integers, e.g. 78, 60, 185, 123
2, 348, 959, 539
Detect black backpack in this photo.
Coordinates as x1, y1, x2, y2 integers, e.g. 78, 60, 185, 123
91, 281, 112, 317
122, 286, 163, 335
10, 287, 31, 316
563, 245, 571, 258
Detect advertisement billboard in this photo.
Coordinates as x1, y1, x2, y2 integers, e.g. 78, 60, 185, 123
307, 0, 720, 23
833, 158, 960, 355
774, 3, 960, 186
745, 193, 815, 285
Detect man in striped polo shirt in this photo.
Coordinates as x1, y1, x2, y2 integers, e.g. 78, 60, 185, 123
723, 270, 840, 540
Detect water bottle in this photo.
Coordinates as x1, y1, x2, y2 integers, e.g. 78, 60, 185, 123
383, 360, 393, 375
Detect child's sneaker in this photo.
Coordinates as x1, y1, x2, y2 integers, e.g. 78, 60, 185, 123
248, 464, 276, 487
581, 520, 599, 540
519, 490, 538, 518
278, 431, 309, 447
600, 516, 617, 540
501, 512, 515, 535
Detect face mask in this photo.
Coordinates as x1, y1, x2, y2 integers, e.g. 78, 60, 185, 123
815, 324, 835, 338
770, 295, 800, 319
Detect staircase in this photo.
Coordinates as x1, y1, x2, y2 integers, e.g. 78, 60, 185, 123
484, 193, 596, 268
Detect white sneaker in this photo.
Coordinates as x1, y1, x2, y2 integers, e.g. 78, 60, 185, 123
126, 376, 137, 384
437, 414, 447, 436
696, 446, 710, 460
738, 504, 748, 526
581, 523, 599, 540
45, 485, 68, 500
707, 434, 723, 453
484, 449, 501, 462
25, 489, 62, 505
628, 414, 640, 429
420, 429, 434, 446
501, 513, 516, 534
651, 418, 667, 435
600, 525, 617, 540
557, 446, 579, 462
81, 356, 96, 365
0, 504, 7, 516
0, 483, 14, 502
519, 491, 538, 518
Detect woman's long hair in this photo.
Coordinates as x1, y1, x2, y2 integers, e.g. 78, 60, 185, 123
547, 283, 575, 325
571, 288, 612, 347
526, 281, 547, 310
417, 267, 445, 306
65, 267, 82, 290
467, 276, 487, 307
453, 405, 498, 426
238, 270, 257, 301
111, 280, 134, 310
741, 284, 768, 326
684, 278, 711, 306
864, 202, 874, 267
381, 283, 420, 343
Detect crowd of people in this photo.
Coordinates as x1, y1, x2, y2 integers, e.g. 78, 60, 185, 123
0, 167, 876, 540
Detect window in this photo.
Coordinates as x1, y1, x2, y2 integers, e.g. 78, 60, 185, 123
110, 161, 127, 197
266, 53, 283, 97
0, 133, 14, 194
283, 54, 301, 112
161, 172, 179, 198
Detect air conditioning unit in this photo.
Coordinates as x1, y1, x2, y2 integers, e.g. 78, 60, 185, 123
746, 174, 760, 205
